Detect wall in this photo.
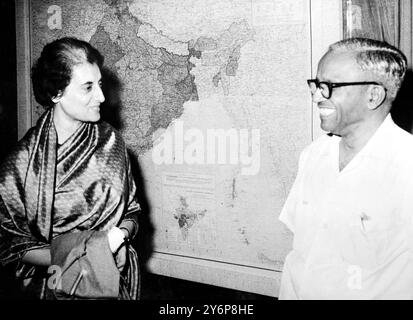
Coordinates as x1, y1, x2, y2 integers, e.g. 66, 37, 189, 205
14, 0, 341, 298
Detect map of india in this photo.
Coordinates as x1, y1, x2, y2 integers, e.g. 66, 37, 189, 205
31, 0, 312, 277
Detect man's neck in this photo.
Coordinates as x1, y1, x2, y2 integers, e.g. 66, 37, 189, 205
338, 114, 388, 171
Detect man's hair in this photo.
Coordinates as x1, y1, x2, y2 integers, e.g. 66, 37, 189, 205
327, 38, 407, 101
32, 37, 104, 108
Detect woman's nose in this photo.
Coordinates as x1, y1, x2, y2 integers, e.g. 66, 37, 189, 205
95, 85, 105, 103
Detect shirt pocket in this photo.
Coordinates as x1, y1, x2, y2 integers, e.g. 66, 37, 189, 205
350, 209, 405, 267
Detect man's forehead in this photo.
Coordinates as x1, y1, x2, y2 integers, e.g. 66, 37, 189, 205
317, 51, 364, 80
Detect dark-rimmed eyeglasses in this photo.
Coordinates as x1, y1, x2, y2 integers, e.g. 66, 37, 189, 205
307, 79, 385, 99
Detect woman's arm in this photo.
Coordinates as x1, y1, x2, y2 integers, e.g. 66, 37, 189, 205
119, 219, 137, 241
21, 248, 51, 267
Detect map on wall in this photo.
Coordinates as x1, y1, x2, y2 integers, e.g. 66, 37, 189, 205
29, 0, 312, 282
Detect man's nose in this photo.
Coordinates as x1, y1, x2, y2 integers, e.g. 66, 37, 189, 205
311, 88, 326, 103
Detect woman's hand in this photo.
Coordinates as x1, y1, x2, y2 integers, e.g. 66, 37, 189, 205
107, 227, 126, 253
114, 245, 127, 272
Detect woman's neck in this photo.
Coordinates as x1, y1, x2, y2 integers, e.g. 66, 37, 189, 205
52, 105, 81, 144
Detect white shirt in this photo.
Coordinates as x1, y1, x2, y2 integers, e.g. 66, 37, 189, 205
279, 115, 413, 299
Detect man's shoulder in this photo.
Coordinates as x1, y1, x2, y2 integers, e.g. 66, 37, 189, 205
389, 121, 413, 155
392, 122, 413, 142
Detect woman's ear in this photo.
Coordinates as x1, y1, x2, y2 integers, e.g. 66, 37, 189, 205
51, 91, 63, 104
367, 85, 386, 110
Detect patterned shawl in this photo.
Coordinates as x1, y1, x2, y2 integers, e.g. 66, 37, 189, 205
0, 108, 140, 299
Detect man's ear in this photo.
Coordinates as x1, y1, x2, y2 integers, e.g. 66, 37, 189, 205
51, 91, 63, 104
367, 85, 386, 110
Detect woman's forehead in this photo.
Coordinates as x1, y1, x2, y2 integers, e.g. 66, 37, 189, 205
70, 62, 101, 84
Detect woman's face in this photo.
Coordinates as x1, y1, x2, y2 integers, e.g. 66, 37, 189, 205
55, 62, 105, 125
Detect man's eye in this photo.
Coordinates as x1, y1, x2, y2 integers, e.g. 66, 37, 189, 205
85, 86, 92, 91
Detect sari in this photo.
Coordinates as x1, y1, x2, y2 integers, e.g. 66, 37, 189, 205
0, 108, 140, 299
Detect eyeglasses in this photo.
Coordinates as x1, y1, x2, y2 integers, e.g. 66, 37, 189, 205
307, 79, 384, 99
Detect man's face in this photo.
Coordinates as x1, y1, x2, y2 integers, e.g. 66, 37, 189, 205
56, 62, 105, 124
315, 52, 371, 136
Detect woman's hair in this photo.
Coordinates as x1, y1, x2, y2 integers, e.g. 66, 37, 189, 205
328, 38, 407, 100
32, 37, 104, 108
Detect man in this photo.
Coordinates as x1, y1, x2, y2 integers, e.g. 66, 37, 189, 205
279, 38, 413, 299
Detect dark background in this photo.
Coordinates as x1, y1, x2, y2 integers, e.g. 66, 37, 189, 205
0, 0, 273, 300
0, 0, 17, 163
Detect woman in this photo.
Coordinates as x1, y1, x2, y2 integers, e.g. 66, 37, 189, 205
0, 37, 140, 299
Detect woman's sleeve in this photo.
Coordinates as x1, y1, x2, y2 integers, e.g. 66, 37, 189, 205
0, 156, 49, 266
118, 150, 140, 241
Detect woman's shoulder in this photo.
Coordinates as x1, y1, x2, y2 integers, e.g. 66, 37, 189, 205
97, 121, 122, 138
95, 121, 127, 149
0, 127, 36, 176
5, 126, 37, 156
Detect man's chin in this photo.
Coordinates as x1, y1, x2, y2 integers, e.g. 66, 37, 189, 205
320, 121, 337, 134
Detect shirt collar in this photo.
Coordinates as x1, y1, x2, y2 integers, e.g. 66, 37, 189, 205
326, 114, 397, 173
353, 113, 396, 160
